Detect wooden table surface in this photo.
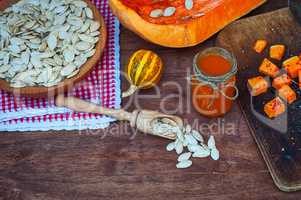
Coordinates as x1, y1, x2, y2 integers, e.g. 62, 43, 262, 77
0, 1, 299, 200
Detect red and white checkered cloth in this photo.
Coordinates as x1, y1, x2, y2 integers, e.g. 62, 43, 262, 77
0, 0, 121, 131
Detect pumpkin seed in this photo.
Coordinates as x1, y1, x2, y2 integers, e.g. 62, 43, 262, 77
208, 135, 216, 149
67, 69, 79, 79
166, 142, 175, 151
185, 124, 192, 133
63, 49, 75, 63
47, 34, 57, 50
175, 139, 184, 154
178, 152, 192, 162
90, 21, 100, 32
185, 134, 198, 145
84, 49, 96, 58
187, 144, 202, 152
85, 7, 93, 19
80, 21, 91, 33
73, 0, 88, 8
90, 31, 100, 37
75, 41, 92, 51
30, 57, 42, 68
78, 34, 95, 43
210, 148, 220, 160
176, 160, 192, 169
185, 0, 194, 10
163, 7, 176, 17
192, 149, 210, 158
0, 65, 10, 73
149, 9, 163, 18
192, 130, 204, 142
61, 63, 76, 76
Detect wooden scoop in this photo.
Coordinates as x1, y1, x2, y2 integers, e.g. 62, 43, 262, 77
55, 95, 183, 140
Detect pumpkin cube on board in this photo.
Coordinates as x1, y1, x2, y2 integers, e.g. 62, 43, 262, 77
264, 97, 286, 118
283, 56, 301, 78
277, 85, 297, 104
254, 40, 267, 53
247, 76, 269, 96
272, 74, 292, 89
259, 58, 280, 78
269, 45, 286, 60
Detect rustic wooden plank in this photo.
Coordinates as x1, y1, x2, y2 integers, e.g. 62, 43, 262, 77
1, 1, 299, 200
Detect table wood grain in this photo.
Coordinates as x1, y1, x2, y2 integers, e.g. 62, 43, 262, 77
0, 1, 298, 200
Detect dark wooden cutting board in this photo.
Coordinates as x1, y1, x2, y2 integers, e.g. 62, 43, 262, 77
217, 8, 301, 192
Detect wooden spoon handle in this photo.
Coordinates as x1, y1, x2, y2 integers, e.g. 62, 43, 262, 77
55, 95, 132, 121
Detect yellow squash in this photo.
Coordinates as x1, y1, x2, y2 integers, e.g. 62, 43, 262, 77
123, 49, 163, 97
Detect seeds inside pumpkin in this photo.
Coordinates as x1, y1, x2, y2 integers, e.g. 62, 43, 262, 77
163, 7, 176, 17
150, 9, 163, 18
185, 0, 194, 10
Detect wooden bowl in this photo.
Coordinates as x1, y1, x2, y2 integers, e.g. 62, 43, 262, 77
0, 0, 107, 98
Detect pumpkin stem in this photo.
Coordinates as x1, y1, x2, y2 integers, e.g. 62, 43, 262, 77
122, 84, 138, 98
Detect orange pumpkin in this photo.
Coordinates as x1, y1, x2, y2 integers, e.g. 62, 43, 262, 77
109, 0, 266, 47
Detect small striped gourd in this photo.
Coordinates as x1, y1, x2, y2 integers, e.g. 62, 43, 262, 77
123, 49, 163, 97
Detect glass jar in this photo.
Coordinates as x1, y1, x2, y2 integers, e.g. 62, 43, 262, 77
191, 47, 239, 117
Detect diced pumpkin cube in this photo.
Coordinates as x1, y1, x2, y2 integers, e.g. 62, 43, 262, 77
269, 45, 285, 60
272, 74, 292, 89
278, 85, 296, 104
283, 56, 301, 78
264, 97, 286, 118
283, 56, 300, 66
285, 64, 301, 78
247, 76, 269, 96
259, 58, 280, 78
254, 40, 267, 53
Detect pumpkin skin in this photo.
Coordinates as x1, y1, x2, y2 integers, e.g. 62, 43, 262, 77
109, 0, 267, 48
123, 50, 163, 97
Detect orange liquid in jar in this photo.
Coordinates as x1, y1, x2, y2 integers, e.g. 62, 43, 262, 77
198, 55, 232, 76
192, 55, 236, 117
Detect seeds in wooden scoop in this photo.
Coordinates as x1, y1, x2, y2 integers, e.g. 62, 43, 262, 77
0, 0, 100, 88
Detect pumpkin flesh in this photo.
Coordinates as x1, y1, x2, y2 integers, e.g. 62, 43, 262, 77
109, 0, 267, 47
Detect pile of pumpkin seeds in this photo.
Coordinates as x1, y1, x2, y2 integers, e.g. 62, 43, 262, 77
0, 0, 100, 88
153, 119, 220, 169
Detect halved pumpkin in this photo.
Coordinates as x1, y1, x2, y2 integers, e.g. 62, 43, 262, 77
109, 0, 266, 47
